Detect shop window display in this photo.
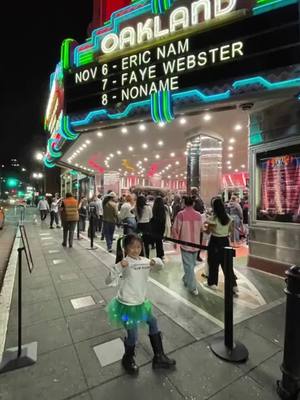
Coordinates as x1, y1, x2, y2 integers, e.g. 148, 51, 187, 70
256, 144, 300, 223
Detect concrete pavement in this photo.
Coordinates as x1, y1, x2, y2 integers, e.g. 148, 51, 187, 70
0, 216, 287, 400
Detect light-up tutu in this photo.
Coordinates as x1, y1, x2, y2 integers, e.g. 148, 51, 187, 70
106, 298, 152, 328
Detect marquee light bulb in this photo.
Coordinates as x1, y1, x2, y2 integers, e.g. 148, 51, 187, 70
241, 164, 245, 168
117, 150, 122, 155
158, 122, 165, 127
228, 154, 233, 158
234, 124, 242, 131
229, 138, 236, 143
155, 154, 160, 159
228, 146, 234, 151
85, 140, 91, 144
121, 127, 128, 134
128, 146, 134, 151
175, 161, 180, 165
142, 143, 148, 149
97, 131, 103, 137
203, 113, 212, 121
139, 124, 146, 131
179, 117, 186, 125
144, 157, 148, 161
170, 152, 175, 157
226, 161, 231, 164
158, 140, 164, 146
228, 166, 232, 170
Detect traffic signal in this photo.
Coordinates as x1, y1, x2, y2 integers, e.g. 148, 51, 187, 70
6, 178, 18, 188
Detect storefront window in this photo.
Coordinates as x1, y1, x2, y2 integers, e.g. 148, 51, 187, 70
256, 145, 300, 223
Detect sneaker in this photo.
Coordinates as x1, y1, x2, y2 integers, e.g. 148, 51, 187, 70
203, 282, 217, 290
56, 225, 61, 229
108, 249, 112, 253
233, 286, 239, 294
50, 226, 54, 229
62, 243, 66, 247
190, 288, 199, 295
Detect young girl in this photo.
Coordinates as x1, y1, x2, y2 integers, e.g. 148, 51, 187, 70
106, 234, 176, 374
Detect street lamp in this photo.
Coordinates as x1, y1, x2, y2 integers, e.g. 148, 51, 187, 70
32, 172, 44, 193
35, 152, 44, 161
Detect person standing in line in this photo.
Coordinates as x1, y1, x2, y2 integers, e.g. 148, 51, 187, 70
102, 192, 119, 252
49, 194, 61, 229
105, 234, 175, 374
78, 196, 88, 232
60, 192, 79, 248
191, 187, 205, 262
96, 194, 103, 235
204, 197, 238, 294
88, 195, 100, 239
150, 196, 166, 260
37, 196, 49, 221
172, 196, 202, 296
171, 195, 182, 224
228, 195, 243, 247
119, 194, 137, 235
135, 195, 153, 258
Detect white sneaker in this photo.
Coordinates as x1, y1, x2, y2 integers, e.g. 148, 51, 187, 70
191, 288, 199, 295
233, 286, 239, 293
204, 282, 217, 290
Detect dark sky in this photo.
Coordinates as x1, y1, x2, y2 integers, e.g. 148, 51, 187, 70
1, 0, 93, 168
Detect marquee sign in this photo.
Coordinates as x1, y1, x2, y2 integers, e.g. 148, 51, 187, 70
64, 0, 300, 114
44, 0, 300, 167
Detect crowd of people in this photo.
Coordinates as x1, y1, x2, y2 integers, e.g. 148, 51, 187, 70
36, 189, 249, 290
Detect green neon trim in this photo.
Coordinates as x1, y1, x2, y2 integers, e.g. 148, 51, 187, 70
250, 133, 263, 145
61, 39, 74, 70
253, 0, 297, 14
44, 157, 56, 168
163, 0, 169, 11
162, 92, 171, 122
152, 0, 159, 14
154, 93, 160, 122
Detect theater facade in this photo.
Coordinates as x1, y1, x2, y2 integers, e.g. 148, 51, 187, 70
44, 0, 300, 274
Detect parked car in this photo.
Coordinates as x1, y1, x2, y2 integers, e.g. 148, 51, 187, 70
0, 206, 5, 229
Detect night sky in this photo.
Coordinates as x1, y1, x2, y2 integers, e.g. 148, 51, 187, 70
1, 0, 93, 168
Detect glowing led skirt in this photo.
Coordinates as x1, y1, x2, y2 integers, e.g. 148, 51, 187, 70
107, 298, 152, 328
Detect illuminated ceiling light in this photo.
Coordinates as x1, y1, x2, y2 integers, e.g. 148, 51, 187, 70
144, 157, 148, 161
85, 140, 91, 144
83, 144, 87, 148
142, 143, 148, 149
229, 138, 236, 144
117, 150, 122, 155
97, 131, 103, 137
184, 151, 188, 155
175, 161, 180, 165
234, 169, 238, 172
158, 122, 165, 128
176, 175, 178, 178
234, 124, 242, 131
228, 166, 232, 170
128, 146, 134, 151
228, 146, 234, 151
131, 172, 134, 176
167, 175, 171, 179
110, 153, 114, 157
158, 140, 164, 146
139, 124, 146, 131
121, 127, 128, 134
170, 152, 175, 157
179, 117, 186, 125
241, 164, 246, 168
155, 154, 160, 159
79, 146, 84, 150
75, 163, 79, 166
228, 154, 233, 158
226, 161, 231, 165
203, 113, 212, 121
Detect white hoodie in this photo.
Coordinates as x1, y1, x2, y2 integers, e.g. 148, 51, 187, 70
106, 256, 163, 305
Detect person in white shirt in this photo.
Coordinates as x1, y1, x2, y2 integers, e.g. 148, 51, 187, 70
37, 197, 49, 221
50, 194, 61, 229
119, 194, 136, 234
134, 195, 152, 258
106, 234, 175, 374
96, 194, 103, 234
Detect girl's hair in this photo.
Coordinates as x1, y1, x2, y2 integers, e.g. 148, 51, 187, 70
152, 196, 166, 222
212, 197, 230, 226
125, 194, 133, 203
136, 195, 146, 219
116, 234, 143, 263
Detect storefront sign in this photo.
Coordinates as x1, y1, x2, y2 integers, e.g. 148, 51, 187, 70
64, 3, 300, 114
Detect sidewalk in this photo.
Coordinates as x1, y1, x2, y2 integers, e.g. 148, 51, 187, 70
0, 219, 286, 400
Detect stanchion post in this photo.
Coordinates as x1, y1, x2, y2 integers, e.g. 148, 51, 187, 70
90, 214, 94, 249
0, 247, 37, 373
17, 248, 22, 358
77, 220, 80, 240
210, 247, 248, 363
277, 265, 300, 400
